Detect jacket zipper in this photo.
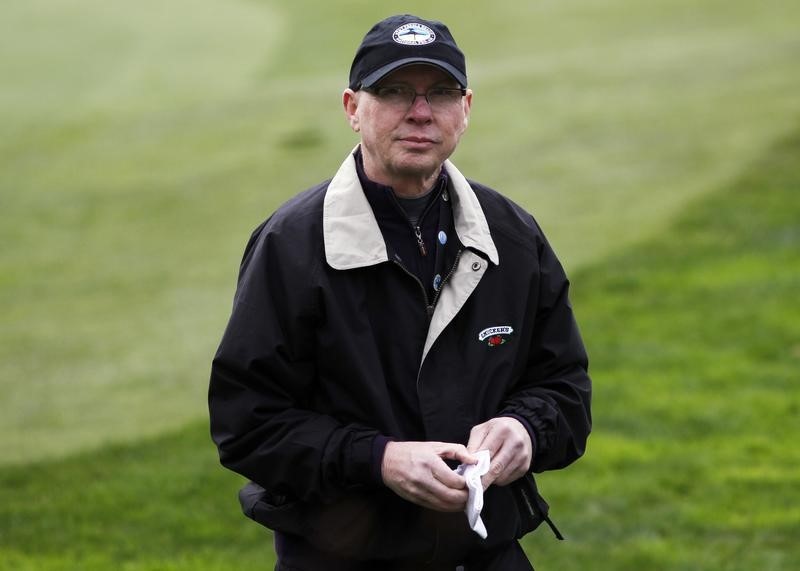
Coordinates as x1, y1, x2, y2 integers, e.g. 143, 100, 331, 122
415, 249, 465, 394
430, 249, 463, 309
413, 225, 427, 256
410, 190, 440, 257
389, 183, 441, 258
391, 260, 433, 316
393, 248, 465, 320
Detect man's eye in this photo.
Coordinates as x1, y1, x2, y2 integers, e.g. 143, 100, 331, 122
428, 88, 448, 97
378, 87, 406, 97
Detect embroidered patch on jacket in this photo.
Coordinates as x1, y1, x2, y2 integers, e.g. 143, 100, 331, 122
478, 326, 513, 346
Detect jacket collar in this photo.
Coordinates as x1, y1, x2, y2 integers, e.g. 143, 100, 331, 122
323, 148, 499, 270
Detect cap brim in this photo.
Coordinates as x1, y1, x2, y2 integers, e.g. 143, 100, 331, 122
359, 58, 467, 89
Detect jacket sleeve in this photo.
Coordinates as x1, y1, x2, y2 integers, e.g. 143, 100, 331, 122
208, 222, 381, 503
498, 231, 592, 473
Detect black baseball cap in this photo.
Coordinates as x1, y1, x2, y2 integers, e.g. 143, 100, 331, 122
349, 14, 467, 90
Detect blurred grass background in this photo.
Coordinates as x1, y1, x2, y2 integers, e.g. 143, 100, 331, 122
1, 0, 798, 569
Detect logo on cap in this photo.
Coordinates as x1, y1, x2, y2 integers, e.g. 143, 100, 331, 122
393, 23, 436, 45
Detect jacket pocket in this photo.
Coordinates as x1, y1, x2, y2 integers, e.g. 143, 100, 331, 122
238, 482, 437, 560
239, 481, 308, 537
511, 473, 564, 540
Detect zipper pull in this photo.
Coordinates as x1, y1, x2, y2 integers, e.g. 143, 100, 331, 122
414, 226, 427, 256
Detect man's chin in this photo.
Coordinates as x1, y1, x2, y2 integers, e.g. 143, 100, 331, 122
390, 154, 443, 178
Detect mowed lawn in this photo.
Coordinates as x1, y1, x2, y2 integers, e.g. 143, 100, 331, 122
1, 111, 798, 571
1, 0, 799, 569
523, 129, 800, 571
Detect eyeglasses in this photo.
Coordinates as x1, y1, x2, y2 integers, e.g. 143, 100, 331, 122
363, 85, 467, 111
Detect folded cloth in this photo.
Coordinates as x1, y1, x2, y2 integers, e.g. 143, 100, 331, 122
454, 450, 491, 539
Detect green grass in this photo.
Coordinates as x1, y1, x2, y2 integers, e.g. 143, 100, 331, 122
523, 126, 800, 570
0, 424, 268, 570
2, 0, 800, 465
1, 0, 800, 568
2, 115, 797, 571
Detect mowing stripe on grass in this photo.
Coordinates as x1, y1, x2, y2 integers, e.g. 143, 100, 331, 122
1, 122, 798, 571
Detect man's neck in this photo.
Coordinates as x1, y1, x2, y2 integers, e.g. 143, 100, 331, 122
384, 173, 441, 198
360, 153, 441, 198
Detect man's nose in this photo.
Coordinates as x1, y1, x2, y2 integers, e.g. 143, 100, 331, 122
407, 93, 433, 119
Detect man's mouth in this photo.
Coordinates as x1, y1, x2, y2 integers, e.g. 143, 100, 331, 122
398, 136, 438, 147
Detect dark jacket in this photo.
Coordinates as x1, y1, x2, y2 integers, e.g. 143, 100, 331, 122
209, 151, 592, 565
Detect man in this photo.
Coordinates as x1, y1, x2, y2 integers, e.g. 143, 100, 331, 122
209, 14, 591, 571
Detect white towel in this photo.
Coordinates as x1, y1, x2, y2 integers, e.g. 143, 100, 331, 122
454, 449, 491, 539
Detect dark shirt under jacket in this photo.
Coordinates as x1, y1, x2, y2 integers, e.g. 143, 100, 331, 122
354, 149, 461, 310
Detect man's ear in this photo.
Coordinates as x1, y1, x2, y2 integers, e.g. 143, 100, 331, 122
462, 89, 473, 130
343, 89, 360, 132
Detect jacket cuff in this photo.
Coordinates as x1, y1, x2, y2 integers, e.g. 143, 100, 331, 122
497, 413, 537, 471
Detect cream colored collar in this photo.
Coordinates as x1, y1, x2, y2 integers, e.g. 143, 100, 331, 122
323, 149, 499, 270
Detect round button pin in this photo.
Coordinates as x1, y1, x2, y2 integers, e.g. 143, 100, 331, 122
471, 261, 481, 271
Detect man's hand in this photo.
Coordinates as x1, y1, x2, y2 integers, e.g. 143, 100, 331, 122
467, 417, 532, 488
381, 441, 477, 512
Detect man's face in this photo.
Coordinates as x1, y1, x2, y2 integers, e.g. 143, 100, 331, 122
343, 64, 472, 189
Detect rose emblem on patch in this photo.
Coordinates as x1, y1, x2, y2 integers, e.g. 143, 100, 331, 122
478, 326, 514, 347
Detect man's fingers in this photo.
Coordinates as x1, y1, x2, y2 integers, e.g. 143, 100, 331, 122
481, 451, 509, 488
425, 479, 470, 511
466, 424, 489, 453
468, 417, 534, 488
431, 459, 468, 489
396, 467, 468, 512
421, 492, 468, 512
438, 443, 477, 467
382, 441, 474, 511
